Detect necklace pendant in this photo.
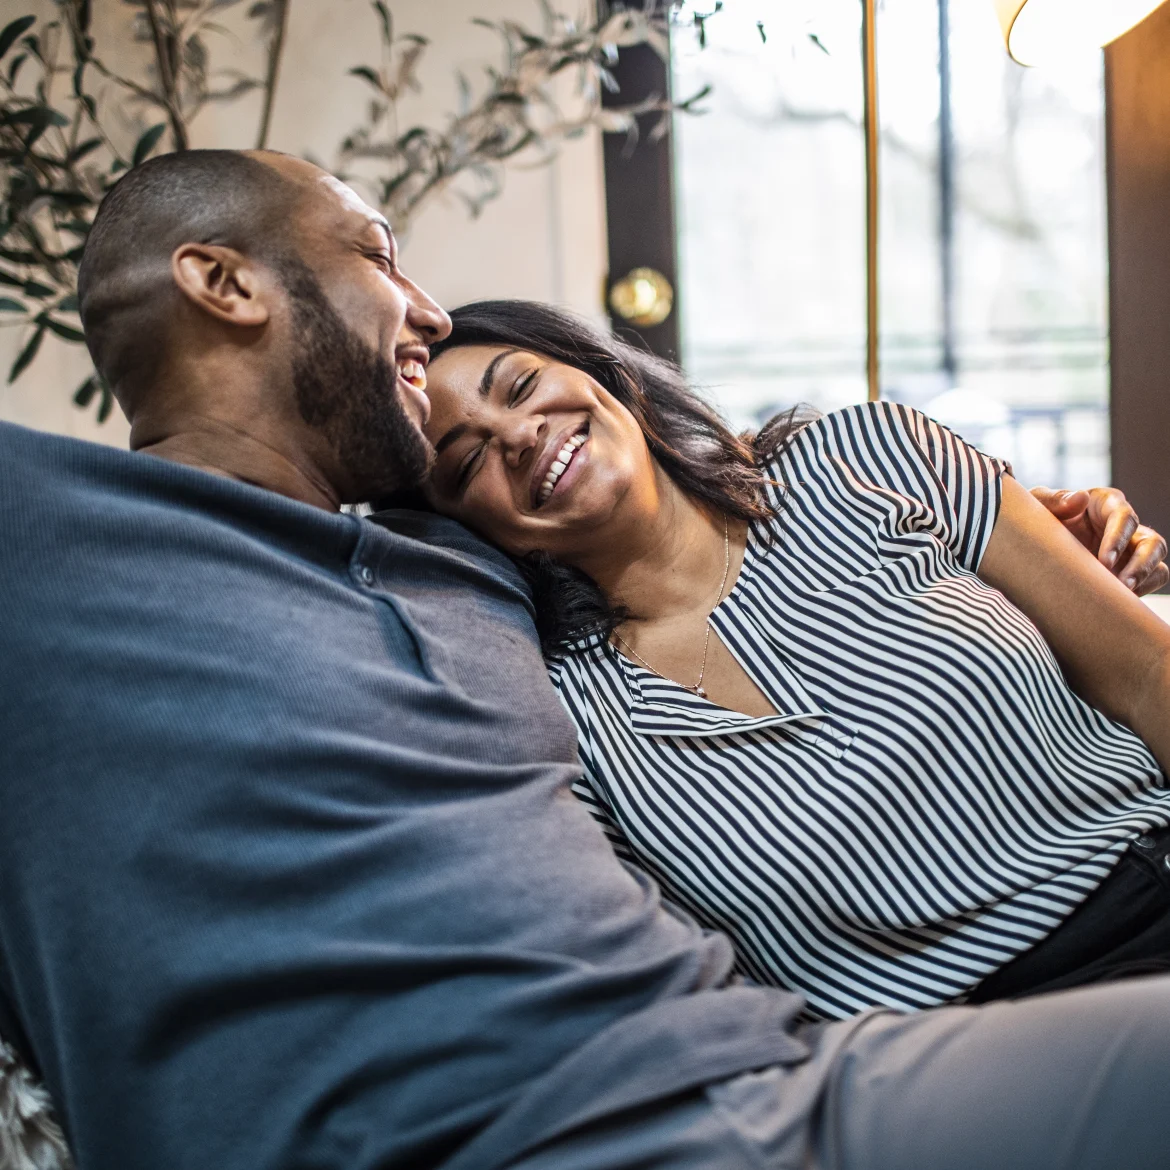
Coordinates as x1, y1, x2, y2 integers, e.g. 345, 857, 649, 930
693, 686, 707, 698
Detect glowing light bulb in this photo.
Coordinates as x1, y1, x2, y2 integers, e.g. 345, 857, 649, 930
993, 0, 1168, 66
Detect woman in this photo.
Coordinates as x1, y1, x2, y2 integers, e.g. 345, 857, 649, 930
413, 299, 1170, 1019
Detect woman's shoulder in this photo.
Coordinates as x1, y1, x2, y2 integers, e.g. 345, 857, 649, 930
765, 400, 930, 465
545, 637, 612, 691
759, 399, 972, 489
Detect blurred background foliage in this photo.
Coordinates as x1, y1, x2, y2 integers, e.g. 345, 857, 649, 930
0, 0, 696, 420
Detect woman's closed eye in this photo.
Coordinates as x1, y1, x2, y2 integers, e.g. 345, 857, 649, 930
508, 367, 539, 406
456, 443, 486, 494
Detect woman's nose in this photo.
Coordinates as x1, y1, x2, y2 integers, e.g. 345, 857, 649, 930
500, 415, 542, 469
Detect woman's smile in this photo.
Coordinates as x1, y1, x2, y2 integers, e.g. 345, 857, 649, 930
534, 427, 589, 507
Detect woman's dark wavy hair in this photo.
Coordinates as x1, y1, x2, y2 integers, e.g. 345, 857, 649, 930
417, 299, 813, 658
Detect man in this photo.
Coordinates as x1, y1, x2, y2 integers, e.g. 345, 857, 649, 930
0, 148, 1167, 1170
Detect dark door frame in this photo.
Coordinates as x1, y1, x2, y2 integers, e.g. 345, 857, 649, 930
1105, 2, 1170, 548
599, 2, 681, 361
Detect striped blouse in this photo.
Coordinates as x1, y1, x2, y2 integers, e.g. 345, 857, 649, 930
547, 402, 1170, 1019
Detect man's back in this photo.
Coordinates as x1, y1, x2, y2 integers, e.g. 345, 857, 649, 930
0, 422, 802, 1170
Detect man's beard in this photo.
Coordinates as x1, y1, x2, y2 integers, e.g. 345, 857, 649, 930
282, 260, 433, 502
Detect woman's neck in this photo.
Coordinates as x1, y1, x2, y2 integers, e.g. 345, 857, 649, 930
576, 467, 741, 626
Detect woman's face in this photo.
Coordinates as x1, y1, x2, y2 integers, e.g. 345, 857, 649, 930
422, 345, 659, 560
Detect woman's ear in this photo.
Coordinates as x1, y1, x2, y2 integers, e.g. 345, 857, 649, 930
171, 243, 271, 329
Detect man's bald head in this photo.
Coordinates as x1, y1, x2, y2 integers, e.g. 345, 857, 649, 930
78, 149, 304, 412
75, 148, 451, 504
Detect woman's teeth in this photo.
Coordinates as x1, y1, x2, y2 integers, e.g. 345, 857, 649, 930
538, 432, 587, 504
398, 359, 427, 391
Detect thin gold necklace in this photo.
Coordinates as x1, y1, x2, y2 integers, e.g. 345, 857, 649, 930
612, 517, 731, 699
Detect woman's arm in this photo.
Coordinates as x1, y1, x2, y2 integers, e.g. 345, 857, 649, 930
980, 476, 1170, 773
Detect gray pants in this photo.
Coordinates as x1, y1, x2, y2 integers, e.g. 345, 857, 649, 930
508, 975, 1170, 1170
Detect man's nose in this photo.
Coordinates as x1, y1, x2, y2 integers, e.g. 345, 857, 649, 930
403, 277, 452, 342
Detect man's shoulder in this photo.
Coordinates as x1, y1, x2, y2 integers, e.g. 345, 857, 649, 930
366, 508, 532, 602
0, 418, 100, 475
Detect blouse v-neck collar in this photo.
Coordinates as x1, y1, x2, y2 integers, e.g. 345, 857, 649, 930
605, 517, 830, 738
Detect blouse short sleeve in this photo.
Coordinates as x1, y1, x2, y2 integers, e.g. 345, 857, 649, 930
793, 401, 1011, 574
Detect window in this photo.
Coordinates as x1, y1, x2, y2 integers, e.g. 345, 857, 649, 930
670, 0, 1109, 487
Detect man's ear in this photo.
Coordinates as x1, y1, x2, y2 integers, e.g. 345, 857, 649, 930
171, 243, 271, 328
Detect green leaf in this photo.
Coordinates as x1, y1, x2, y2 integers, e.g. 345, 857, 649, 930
132, 123, 166, 167
348, 66, 382, 90
73, 374, 97, 407
96, 380, 114, 423
44, 317, 85, 342
2, 106, 69, 130
22, 280, 54, 299
8, 320, 45, 383
0, 268, 23, 288
7, 52, 26, 87
373, 1, 392, 44
0, 296, 25, 312
3, 107, 67, 155
397, 126, 427, 148
56, 293, 79, 312
67, 137, 102, 164
45, 190, 93, 208
0, 248, 35, 264
0, 16, 35, 62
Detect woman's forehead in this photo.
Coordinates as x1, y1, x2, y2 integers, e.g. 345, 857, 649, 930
430, 344, 517, 392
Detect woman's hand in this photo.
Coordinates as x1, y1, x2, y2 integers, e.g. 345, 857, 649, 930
1031, 486, 1169, 596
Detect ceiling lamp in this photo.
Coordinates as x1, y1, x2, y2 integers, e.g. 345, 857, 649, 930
994, 0, 1169, 65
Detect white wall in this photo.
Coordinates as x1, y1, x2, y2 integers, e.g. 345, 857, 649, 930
0, 0, 608, 446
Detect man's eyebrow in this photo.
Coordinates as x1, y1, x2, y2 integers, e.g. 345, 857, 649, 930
370, 216, 393, 247
478, 348, 521, 399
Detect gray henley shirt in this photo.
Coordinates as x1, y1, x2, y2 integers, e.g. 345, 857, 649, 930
0, 420, 807, 1170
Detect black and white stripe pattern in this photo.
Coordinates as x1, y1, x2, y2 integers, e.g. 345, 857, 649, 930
548, 402, 1170, 1019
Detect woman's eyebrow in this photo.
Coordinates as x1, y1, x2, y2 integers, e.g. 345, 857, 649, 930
434, 349, 525, 458
478, 349, 522, 399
